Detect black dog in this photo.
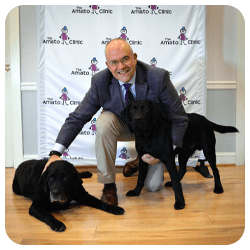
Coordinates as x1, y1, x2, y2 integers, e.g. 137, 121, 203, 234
12, 159, 125, 232
121, 100, 238, 204
165, 110, 238, 194
121, 100, 185, 210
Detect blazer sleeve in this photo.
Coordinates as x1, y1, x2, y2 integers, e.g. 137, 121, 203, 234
55, 78, 101, 149
159, 72, 189, 147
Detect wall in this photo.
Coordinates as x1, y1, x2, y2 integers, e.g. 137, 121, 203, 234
18, 5, 241, 163
206, 6, 238, 163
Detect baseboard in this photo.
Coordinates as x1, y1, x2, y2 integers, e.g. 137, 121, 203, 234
214, 152, 236, 165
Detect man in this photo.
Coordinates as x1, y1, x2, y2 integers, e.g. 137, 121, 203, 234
45, 38, 188, 206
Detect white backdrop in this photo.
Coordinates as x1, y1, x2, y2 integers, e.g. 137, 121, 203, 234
37, 5, 207, 166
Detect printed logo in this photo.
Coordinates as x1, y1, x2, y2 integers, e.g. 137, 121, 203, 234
101, 27, 142, 45
62, 148, 84, 160
131, 5, 172, 15
88, 57, 99, 75
179, 87, 201, 105
160, 26, 201, 46
120, 27, 129, 40
71, 57, 99, 76
42, 87, 81, 106
72, 5, 113, 14
119, 27, 142, 45
119, 147, 130, 160
62, 148, 71, 158
150, 57, 157, 67
60, 87, 70, 105
60, 26, 70, 45
79, 117, 97, 136
89, 118, 97, 135
71, 68, 90, 76
178, 27, 188, 45
43, 26, 83, 45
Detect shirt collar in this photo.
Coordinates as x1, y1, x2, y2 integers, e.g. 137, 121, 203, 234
118, 71, 136, 86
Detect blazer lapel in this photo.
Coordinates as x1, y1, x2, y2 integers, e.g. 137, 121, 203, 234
105, 77, 125, 114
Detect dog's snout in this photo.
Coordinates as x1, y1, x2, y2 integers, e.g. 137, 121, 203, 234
134, 117, 142, 123
51, 188, 60, 196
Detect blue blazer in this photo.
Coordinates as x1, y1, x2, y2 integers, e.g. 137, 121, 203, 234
56, 60, 188, 148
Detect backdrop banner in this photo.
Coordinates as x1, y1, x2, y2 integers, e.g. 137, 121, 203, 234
37, 5, 207, 166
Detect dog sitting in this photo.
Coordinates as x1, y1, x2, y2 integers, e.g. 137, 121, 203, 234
12, 159, 125, 232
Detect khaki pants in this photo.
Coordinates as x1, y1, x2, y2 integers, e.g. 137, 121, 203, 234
95, 111, 165, 192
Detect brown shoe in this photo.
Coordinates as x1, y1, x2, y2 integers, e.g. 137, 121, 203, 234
123, 157, 139, 177
101, 183, 118, 206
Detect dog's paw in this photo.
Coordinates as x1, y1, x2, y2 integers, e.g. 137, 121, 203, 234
50, 220, 66, 232
126, 190, 139, 197
165, 181, 173, 188
214, 186, 224, 194
108, 205, 125, 215
174, 201, 185, 210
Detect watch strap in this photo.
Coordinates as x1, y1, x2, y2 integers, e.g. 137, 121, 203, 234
49, 150, 62, 157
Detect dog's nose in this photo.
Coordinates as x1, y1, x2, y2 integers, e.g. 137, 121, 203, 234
51, 188, 60, 196
134, 117, 142, 123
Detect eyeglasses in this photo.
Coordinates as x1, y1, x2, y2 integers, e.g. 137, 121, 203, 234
107, 56, 131, 67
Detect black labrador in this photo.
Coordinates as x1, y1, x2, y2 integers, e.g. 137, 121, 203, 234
121, 100, 185, 210
121, 100, 238, 208
12, 159, 125, 232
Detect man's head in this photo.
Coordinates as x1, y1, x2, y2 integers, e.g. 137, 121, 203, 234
105, 38, 137, 83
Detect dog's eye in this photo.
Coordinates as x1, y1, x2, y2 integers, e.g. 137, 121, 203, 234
62, 177, 68, 182
143, 107, 148, 111
131, 107, 136, 112
49, 177, 54, 182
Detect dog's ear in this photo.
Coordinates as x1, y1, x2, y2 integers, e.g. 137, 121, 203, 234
37, 169, 49, 197
67, 163, 84, 196
74, 172, 84, 196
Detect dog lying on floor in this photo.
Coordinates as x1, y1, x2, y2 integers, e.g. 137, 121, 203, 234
121, 100, 238, 208
12, 159, 125, 232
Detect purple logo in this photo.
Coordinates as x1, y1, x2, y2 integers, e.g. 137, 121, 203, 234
150, 57, 157, 67
119, 147, 129, 160
179, 87, 201, 105
88, 57, 99, 75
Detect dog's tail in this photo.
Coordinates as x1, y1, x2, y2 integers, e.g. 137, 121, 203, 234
211, 122, 239, 134
79, 171, 93, 178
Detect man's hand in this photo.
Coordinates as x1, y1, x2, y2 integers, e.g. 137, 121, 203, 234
43, 155, 62, 173
141, 154, 160, 165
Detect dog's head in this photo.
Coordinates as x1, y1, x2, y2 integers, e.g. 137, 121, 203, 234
121, 100, 163, 136
40, 161, 83, 204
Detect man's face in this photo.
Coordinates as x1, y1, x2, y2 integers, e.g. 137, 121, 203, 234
105, 40, 137, 83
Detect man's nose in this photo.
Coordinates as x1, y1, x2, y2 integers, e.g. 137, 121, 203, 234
117, 61, 126, 69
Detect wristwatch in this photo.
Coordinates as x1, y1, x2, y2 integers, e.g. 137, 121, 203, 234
49, 151, 62, 157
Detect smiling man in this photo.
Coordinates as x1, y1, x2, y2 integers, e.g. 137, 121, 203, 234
45, 38, 188, 206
